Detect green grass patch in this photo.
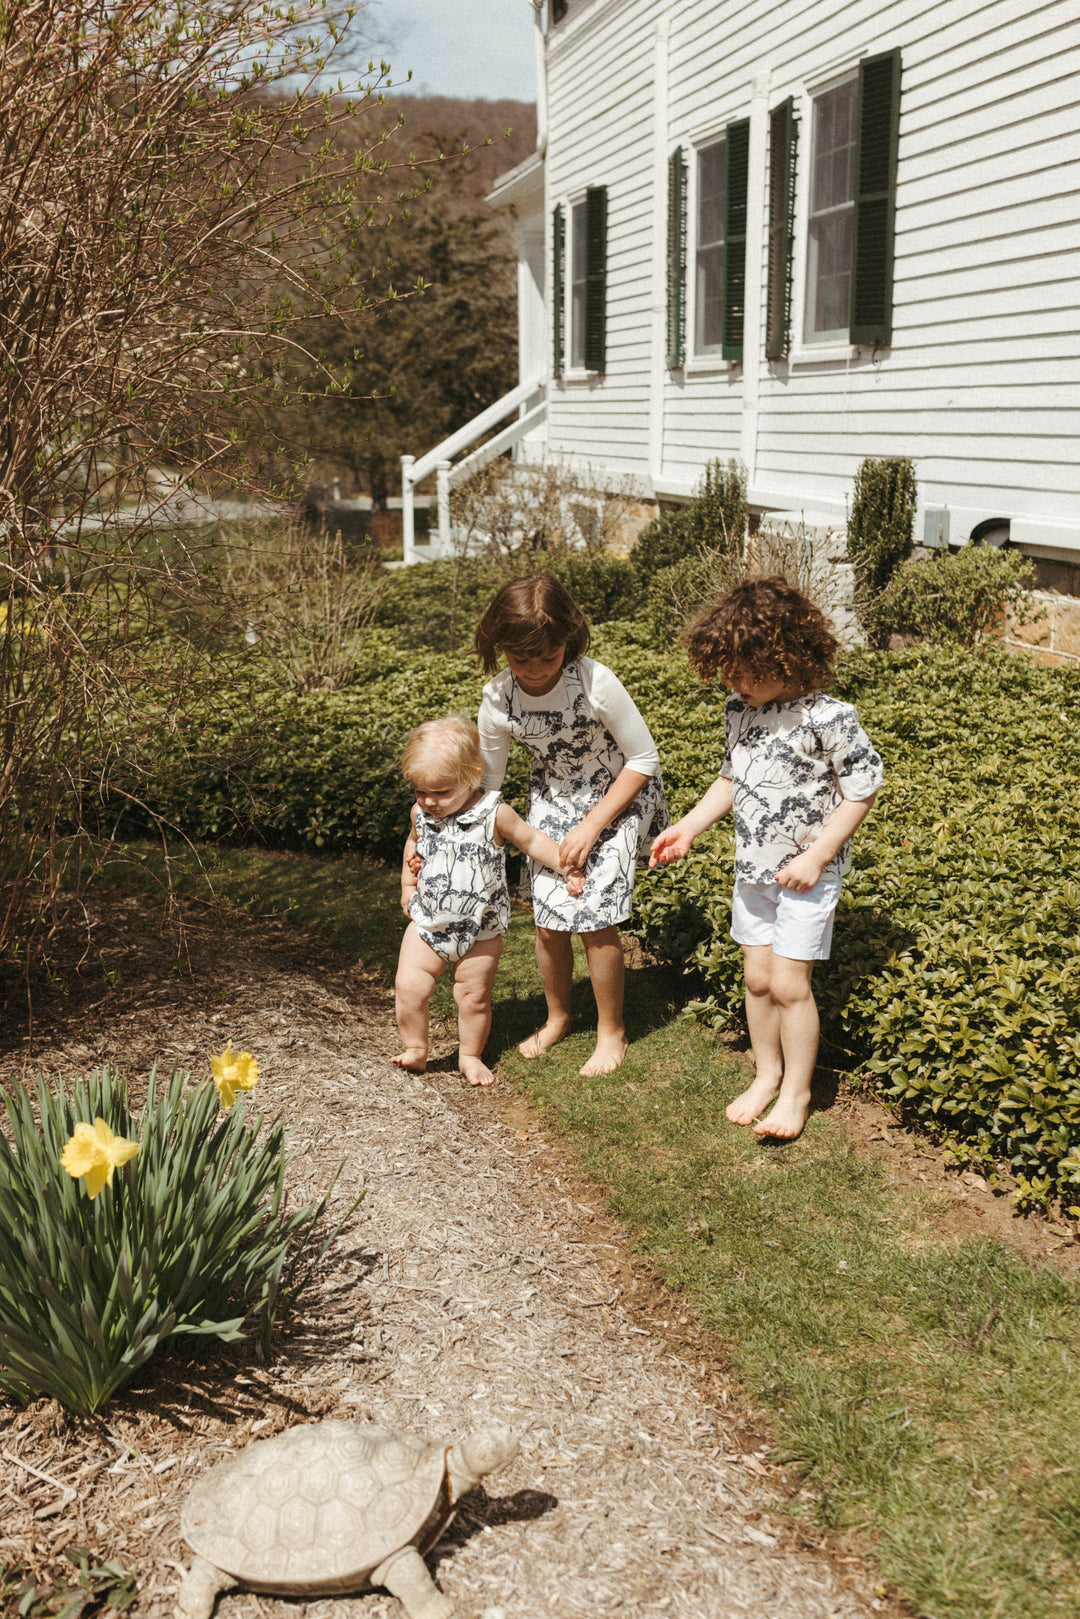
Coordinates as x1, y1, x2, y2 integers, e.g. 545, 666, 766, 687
94, 844, 1080, 1619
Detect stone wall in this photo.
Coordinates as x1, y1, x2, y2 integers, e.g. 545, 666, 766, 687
1005, 581, 1080, 667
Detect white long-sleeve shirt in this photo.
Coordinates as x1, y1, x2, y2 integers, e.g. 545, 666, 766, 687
478, 657, 661, 792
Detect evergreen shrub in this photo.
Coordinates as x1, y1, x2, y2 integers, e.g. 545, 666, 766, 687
846, 456, 917, 643
875, 542, 1041, 648
631, 459, 747, 579
607, 632, 1080, 1210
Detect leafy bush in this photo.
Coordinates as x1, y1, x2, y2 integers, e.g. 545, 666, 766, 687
618, 636, 1080, 1209
847, 457, 917, 643
376, 550, 643, 654
875, 543, 1041, 648
0, 1065, 349, 1413
631, 459, 747, 579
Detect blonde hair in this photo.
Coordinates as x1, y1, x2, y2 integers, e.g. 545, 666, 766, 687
401, 715, 484, 792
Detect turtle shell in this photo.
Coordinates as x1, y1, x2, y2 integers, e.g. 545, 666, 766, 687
181, 1421, 452, 1593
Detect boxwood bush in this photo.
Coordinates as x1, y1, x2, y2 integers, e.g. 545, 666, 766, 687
623, 632, 1080, 1209
123, 616, 1080, 1208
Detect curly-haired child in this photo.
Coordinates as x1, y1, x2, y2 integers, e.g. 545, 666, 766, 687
650, 577, 883, 1139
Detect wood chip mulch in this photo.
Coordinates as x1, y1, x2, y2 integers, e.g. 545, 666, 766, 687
0, 893, 885, 1619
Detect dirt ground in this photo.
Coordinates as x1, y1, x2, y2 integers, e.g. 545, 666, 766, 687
0, 892, 1074, 1619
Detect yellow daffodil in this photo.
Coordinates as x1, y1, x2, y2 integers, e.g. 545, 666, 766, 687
61, 1118, 140, 1198
210, 1041, 259, 1109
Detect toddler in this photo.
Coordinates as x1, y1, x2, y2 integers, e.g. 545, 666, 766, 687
395, 714, 583, 1087
650, 577, 883, 1139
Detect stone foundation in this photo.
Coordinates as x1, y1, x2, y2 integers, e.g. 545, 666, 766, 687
1004, 589, 1080, 666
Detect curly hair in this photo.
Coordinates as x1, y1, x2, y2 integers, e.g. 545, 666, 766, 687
473, 574, 590, 674
401, 715, 484, 791
685, 576, 838, 690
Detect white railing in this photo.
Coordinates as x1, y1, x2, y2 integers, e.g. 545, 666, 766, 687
400, 373, 546, 563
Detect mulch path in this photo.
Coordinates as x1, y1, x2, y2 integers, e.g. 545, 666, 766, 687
3, 886, 1070, 1618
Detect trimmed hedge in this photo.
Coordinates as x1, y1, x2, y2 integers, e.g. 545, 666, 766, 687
125, 619, 1080, 1208
622, 631, 1080, 1208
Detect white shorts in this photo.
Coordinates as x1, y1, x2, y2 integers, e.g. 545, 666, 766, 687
730, 870, 842, 961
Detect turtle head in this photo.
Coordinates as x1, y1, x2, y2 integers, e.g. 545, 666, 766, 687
446, 1427, 519, 1500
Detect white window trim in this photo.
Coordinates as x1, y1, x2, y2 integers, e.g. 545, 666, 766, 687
684, 131, 736, 374
788, 67, 861, 367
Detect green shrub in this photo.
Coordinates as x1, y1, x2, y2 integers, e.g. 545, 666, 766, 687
376, 550, 644, 654
847, 457, 917, 644
0, 1065, 350, 1413
632, 459, 747, 579
622, 637, 1080, 1209
875, 543, 1041, 648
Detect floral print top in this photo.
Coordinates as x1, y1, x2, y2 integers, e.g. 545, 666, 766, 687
720, 691, 884, 883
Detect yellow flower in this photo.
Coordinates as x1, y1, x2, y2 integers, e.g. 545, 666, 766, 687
61, 1118, 140, 1199
210, 1041, 259, 1109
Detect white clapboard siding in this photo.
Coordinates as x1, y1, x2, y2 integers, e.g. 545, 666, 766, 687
536, 0, 1080, 543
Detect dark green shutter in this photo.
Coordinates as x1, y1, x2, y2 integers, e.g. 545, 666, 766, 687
552, 203, 564, 378
850, 48, 901, 347
722, 118, 749, 361
584, 185, 607, 373
666, 147, 687, 369
550, 0, 568, 23
765, 98, 797, 360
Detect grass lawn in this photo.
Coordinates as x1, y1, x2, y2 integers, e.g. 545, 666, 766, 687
100, 842, 1080, 1619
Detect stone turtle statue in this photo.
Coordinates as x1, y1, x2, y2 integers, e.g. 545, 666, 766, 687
175, 1419, 519, 1619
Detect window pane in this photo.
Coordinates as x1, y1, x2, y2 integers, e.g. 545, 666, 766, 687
805, 77, 857, 341
571, 201, 587, 368
695, 139, 725, 352
808, 211, 854, 336
696, 245, 724, 351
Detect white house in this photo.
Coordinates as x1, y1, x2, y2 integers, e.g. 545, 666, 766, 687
403, 0, 1080, 625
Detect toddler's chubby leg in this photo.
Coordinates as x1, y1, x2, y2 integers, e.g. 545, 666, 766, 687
453, 935, 502, 1086
393, 923, 445, 1072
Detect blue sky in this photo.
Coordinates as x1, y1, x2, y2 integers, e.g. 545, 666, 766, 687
360, 1, 537, 101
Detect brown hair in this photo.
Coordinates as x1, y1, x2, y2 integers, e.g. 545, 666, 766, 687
400, 715, 484, 792
685, 576, 838, 690
473, 574, 590, 674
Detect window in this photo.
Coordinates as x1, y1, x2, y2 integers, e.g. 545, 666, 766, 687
570, 200, 588, 369
695, 138, 726, 355
805, 77, 857, 343
552, 187, 607, 375
667, 122, 748, 368
549, 0, 568, 23
796, 49, 902, 353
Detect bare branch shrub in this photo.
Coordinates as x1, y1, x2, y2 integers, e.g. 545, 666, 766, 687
0, 0, 413, 965
216, 517, 387, 692
448, 457, 644, 562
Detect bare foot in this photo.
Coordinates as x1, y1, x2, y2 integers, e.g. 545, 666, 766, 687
579, 1032, 628, 1076
391, 1048, 427, 1072
754, 1090, 811, 1140
459, 1055, 495, 1087
725, 1073, 781, 1125
517, 1018, 570, 1059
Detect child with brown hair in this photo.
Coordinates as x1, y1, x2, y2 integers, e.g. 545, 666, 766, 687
395, 715, 583, 1087
475, 574, 668, 1076
650, 577, 883, 1139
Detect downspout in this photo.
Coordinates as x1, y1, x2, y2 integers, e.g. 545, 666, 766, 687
647, 10, 671, 495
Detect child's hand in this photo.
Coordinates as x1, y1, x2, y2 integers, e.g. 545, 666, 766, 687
775, 848, 827, 892
564, 866, 586, 897
407, 852, 422, 876
559, 821, 600, 872
649, 826, 694, 867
